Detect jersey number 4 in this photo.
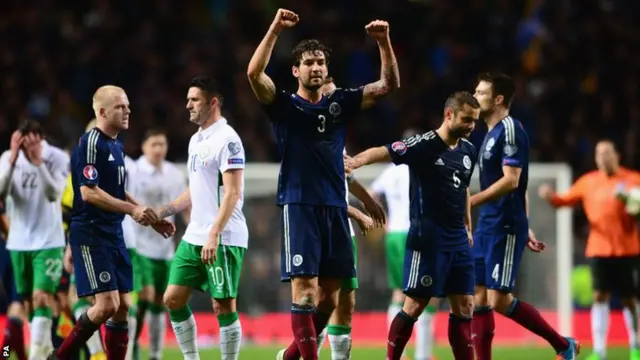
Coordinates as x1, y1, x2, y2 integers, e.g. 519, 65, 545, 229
491, 264, 500, 282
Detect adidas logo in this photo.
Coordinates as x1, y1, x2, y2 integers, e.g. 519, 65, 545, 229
434, 158, 444, 166
108, 154, 115, 161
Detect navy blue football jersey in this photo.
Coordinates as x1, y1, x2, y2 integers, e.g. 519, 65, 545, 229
387, 131, 477, 251
263, 87, 363, 207
70, 128, 127, 242
476, 116, 530, 234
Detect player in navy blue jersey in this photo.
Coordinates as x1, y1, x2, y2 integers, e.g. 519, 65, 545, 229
470, 73, 579, 360
347, 91, 479, 360
51, 86, 175, 360
247, 8, 399, 360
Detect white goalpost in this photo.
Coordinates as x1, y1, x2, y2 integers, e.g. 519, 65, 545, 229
176, 162, 574, 337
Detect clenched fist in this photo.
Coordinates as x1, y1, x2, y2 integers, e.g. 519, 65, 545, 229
365, 20, 390, 41
271, 9, 299, 32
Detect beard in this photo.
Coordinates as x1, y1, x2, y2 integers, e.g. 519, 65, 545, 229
449, 126, 471, 139
480, 106, 495, 118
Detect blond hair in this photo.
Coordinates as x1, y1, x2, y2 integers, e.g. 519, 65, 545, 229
92, 85, 126, 119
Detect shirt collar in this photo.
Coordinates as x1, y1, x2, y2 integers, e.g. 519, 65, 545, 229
198, 117, 227, 140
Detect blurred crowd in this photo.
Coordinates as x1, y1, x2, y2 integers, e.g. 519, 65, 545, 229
1, 0, 639, 173
1, 0, 639, 312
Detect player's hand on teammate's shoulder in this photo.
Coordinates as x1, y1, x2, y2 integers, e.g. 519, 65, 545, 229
271, 8, 299, 31
202, 229, 221, 264
344, 154, 359, 173
9, 131, 24, 165
364, 20, 390, 41
22, 133, 43, 166
538, 183, 554, 201
151, 219, 176, 239
63, 245, 74, 274
526, 228, 546, 253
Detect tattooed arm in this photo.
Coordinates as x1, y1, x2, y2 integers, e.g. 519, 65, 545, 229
361, 21, 400, 109
157, 189, 192, 219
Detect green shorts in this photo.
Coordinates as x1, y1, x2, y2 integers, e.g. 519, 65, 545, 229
341, 236, 358, 289
168, 240, 245, 299
138, 255, 171, 294
10, 247, 64, 295
128, 249, 143, 293
385, 232, 407, 290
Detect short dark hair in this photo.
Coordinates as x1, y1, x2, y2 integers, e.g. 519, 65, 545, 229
17, 119, 43, 136
444, 91, 481, 113
477, 72, 516, 108
292, 39, 331, 67
190, 76, 224, 105
142, 128, 167, 143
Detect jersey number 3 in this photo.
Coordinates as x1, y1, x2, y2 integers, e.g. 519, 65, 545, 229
317, 115, 326, 133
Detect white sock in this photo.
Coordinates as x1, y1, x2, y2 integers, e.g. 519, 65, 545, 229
125, 315, 137, 360
387, 303, 403, 329
219, 319, 242, 360
171, 314, 200, 360
317, 327, 328, 356
148, 311, 166, 359
74, 307, 104, 355
415, 310, 435, 360
623, 305, 639, 349
591, 302, 610, 356
329, 333, 352, 360
28, 315, 53, 360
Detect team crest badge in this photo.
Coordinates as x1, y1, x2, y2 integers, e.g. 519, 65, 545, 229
99, 271, 111, 283
420, 275, 432, 287
83, 165, 98, 180
197, 143, 212, 160
329, 102, 342, 116
463, 155, 472, 170
485, 137, 495, 151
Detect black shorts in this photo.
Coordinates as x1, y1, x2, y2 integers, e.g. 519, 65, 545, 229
57, 268, 71, 293
590, 256, 640, 297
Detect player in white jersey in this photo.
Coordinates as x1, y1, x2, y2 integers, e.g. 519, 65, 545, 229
129, 129, 188, 360
156, 76, 247, 360
370, 136, 440, 360
0, 119, 69, 359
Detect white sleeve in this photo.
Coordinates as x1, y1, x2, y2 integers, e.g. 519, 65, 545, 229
370, 165, 392, 194
169, 164, 188, 199
125, 157, 137, 194
38, 150, 70, 201
0, 152, 14, 198
217, 135, 246, 173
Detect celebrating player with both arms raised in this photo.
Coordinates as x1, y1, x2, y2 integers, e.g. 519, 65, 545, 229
247, 8, 399, 360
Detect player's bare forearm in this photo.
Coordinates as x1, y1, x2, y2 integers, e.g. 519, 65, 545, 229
362, 37, 400, 109
471, 166, 521, 207
36, 164, 67, 202
351, 146, 392, 169
347, 205, 363, 221
548, 193, 580, 208
348, 177, 373, 205
211, 169, 243, 234
525, 191, 530, 217
158, 189, 192, 219
125, 191, 141, 206
246, 27, 279, 104
80, 185, 136, 215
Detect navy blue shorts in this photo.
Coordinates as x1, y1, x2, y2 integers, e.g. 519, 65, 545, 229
403, 245, 474, 299
0, 244, 21, 310
70, 226, 132, 297
474, 231, 527, 291
280, 204, 355, 281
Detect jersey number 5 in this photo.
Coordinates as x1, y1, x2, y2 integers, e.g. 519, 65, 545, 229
317, 115, 326, 133
452, 170, 461, 188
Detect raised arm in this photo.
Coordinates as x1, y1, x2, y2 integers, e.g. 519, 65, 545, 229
539, 176, 586, 208
247, 9, 299, 104
360, 20, 400, 109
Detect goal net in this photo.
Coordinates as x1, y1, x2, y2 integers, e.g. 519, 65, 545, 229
175, 162, 574, 337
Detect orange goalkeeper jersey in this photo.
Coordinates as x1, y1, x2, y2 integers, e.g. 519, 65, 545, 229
551, 167, 640, 258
